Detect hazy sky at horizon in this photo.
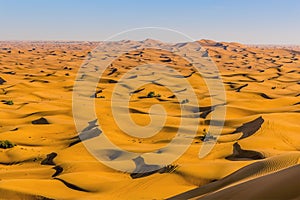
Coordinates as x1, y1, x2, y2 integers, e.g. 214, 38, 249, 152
0, 0, 299, 44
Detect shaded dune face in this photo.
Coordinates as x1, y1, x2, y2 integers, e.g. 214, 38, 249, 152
225, 142, 264, 161
0, 40, 299, 199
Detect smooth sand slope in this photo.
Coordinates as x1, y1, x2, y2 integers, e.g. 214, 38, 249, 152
0, 40, 299, 199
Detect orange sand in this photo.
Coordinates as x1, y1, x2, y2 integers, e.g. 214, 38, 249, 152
0, 40, 299, 199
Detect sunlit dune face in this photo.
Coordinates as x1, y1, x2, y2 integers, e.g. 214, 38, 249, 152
0, 41, 300, 199
95, 48, 210, 152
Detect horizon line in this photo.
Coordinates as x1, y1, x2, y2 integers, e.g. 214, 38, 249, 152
0, 39, 300, 46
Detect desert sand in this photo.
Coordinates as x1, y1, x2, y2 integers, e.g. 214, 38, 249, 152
0, 40, 299, 199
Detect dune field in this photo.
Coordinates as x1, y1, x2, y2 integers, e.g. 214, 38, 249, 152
0, 40, 299, 199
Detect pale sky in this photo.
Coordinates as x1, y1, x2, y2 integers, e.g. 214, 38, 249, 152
0, 0, 299, 44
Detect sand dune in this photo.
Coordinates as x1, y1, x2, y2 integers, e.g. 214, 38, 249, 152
0, 40, 299, 199
168, 153, 300, 199
195, 164, 300, 200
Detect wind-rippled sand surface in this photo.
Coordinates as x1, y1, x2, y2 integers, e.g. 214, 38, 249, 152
0, 40, 299, 199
